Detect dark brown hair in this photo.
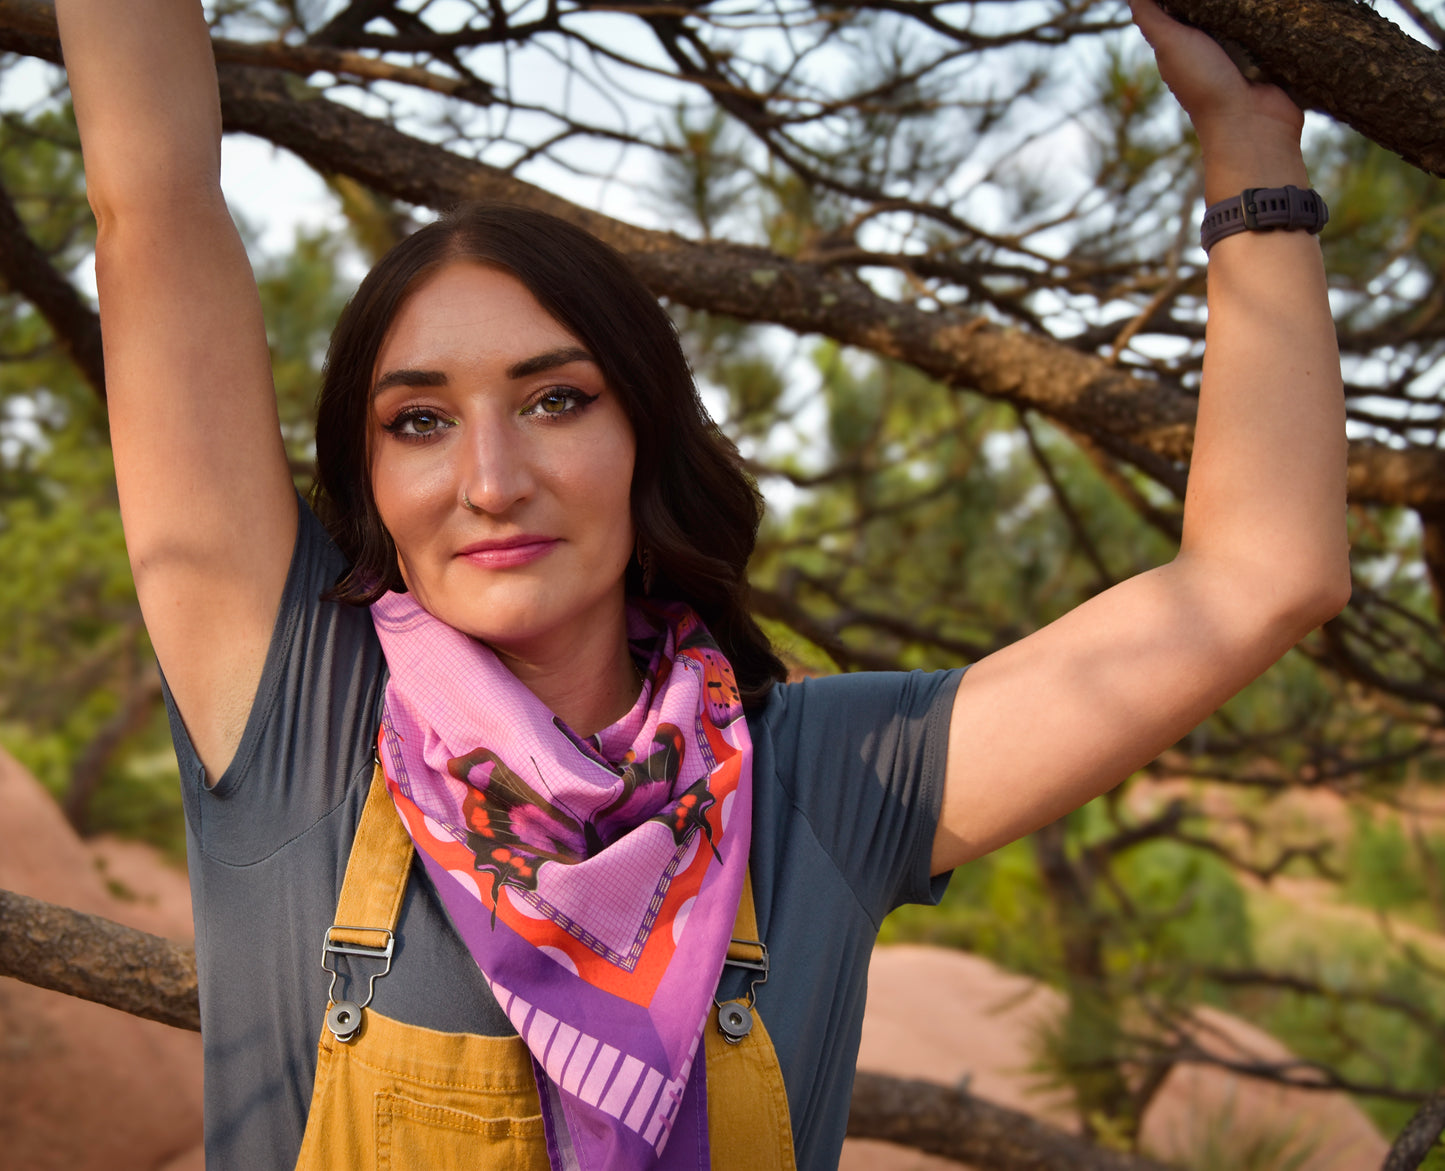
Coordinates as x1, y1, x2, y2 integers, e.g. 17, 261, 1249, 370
311, 202, 786, 706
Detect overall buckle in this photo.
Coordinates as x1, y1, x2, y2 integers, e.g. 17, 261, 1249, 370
714, 937, 769, 1045
320, 925, 394, 1042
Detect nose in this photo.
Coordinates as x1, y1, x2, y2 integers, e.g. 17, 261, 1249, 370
458, 414, 535, 514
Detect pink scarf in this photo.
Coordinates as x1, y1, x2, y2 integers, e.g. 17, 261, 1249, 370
371, 593, 752, 1170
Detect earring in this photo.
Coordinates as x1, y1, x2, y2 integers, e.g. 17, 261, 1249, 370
636, 538, 656, 595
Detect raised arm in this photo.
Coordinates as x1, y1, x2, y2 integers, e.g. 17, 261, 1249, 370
932, 0, 1350, 871
58, 0, 296, 779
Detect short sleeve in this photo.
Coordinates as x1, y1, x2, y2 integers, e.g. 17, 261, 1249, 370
162, 500, 388, 864
751, 667, 963, 926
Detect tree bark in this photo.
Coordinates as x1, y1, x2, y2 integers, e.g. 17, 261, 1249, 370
0, 172, 105, 397
0, 887, 200, 1030
846, 1071, 1177, 1171
1380, 1088, 1445, 1171
1158, 0, 1445, 177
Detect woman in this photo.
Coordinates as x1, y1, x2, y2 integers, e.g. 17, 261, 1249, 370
54, 0, 1349, 1166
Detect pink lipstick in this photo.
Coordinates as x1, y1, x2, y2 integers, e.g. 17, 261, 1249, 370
456, 535, 560, 569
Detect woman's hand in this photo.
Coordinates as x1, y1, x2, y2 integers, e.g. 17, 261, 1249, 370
1130, 0, 1308, 201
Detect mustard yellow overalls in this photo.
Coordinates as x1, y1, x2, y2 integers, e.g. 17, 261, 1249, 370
294, 766, 796, 1170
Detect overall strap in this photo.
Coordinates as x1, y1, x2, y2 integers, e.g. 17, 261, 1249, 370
726, 870, 765, 967
708, 866, 797, 1170
320, 764, 413, 1040
332, 763, 413, 943
716, 867, 769, 1042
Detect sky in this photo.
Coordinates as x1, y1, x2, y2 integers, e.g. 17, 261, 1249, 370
1, 0, 1437, 459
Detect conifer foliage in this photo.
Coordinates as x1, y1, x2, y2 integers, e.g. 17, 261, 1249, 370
3, 1, 1445, 1166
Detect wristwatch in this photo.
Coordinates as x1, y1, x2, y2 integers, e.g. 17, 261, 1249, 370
1199, 185, 1329, 253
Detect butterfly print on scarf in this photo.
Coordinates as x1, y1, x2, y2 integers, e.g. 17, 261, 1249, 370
601, 726, 720, 865
676, 621, 743, 728
451, 723, 719, 919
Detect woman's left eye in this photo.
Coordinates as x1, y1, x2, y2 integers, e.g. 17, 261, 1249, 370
525, 388, 599, 418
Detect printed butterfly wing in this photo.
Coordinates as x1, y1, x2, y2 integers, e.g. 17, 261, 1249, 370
595, 724, 722, 862
677, 622, 743, 728
655, 773, 721, 862
593, 724, 685, 841
450, 748, 589, 917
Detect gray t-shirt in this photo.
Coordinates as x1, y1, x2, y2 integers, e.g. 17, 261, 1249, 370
164, 503, 959, 1170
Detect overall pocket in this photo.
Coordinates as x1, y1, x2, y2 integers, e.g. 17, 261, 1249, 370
296, 1012, 547, 1171
375, 1089, 546, 1171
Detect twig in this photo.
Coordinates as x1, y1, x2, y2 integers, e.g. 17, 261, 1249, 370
1383, 1088, 1445, 1171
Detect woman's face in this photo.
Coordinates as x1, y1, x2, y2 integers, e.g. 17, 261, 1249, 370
369, 261, 636, 659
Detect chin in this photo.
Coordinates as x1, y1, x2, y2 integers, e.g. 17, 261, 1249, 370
398, 549, 632, 648
425, 586, 627, 656
424, 598, 548, 646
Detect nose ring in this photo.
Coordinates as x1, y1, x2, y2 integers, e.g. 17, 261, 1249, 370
461, 489, 482, 513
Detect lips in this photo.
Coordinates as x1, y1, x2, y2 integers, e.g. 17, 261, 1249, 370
456, 535, 560, 569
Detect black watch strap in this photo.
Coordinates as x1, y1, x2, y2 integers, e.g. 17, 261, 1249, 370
1200, 185, 1329, 253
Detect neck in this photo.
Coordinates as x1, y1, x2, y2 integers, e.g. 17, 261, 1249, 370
492, 606, 641, 739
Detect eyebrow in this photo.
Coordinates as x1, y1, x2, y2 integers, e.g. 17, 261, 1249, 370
371, 347, 596, 398
506, 346, 595, 380
372, 368, 446, 397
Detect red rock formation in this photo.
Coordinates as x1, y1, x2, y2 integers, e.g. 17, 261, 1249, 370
0, 747, 203, 1171
845, 945, 1389, 1171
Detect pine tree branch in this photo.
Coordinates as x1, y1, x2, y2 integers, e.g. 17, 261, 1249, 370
5, 884, 1441, 1170
0, 172, 105, 398
1019, 410, 1116, 590
4, 1, 1445, 510
0, 887, 199, 1030
64, 657, 164, 834
1382, 1088, 1445, 1171
748, 582, 907, 672
1199, 966, 1445, 1048
1156, 0, 1445, 176
1414, 505, 1445, 625
847, 1071, 1178, 1171
213, 37, 496, 104
206, 63, 1445, 513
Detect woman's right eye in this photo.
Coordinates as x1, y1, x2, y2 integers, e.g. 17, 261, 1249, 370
382, 408, 454, 440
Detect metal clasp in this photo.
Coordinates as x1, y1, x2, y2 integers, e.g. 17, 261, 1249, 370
320, 925, 394, 1042
714, 936, 769, 1045
1241, 187, 1261, 230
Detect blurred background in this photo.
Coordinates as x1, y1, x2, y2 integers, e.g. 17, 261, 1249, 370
2, 0, 1444, 1168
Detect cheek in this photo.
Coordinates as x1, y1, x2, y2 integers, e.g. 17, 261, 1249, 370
595, 445, 637, 549
561, 416, 635, 548
369, 451, 456, 592
564, 462, 633, 556
371, 448, 451, 529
